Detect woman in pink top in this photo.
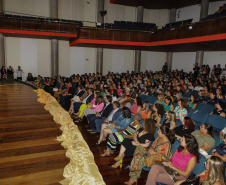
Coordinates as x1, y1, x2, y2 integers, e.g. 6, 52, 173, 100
130, 97, 143, 115
146, 134, 200, 185
83, 96, 104, 117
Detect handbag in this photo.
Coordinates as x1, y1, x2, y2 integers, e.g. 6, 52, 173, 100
144, 153, 163, 167
181, 173, 200, 185
163, 165, 180, 182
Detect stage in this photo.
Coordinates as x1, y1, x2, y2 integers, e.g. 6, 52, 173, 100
0, 81, 147, 185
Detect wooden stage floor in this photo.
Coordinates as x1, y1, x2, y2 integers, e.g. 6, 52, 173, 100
0, 81, 148, 185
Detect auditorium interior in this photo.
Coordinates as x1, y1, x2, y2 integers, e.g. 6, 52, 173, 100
0, 0, 226, 185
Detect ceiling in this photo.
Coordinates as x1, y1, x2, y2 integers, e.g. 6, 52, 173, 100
110, 0, 222, 9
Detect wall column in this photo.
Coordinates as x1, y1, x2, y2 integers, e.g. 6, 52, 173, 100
0, 0, 5, 69
166, 8, 176, 72
134, 6, 143, 73
96, 0, 104, 74
196, 0, 209, 67
50, 0, 59, 77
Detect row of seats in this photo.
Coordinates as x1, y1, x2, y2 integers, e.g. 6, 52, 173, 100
162, 18, 193, 30
3, 14, 83, 27
96, 21, 157, 31
201, 10, 226, 21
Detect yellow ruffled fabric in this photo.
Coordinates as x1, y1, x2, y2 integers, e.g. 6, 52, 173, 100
34, 89, 105, 185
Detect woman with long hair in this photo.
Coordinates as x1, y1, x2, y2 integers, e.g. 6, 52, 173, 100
152, 103, 165, 126
174, 99, 188, 119
125, 126, 175, 185
162, 111, 177, 130
130, 97, 143, 115
209, 101, 226, 117
146, 134, 200, 185
111, 118, 156, 170
140, 101, 152, 119
164, 96, 174, 112
187, 94, 198, 110
175, 156, 225, 185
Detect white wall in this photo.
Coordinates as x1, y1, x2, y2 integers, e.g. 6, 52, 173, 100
4, 0, 49, 17
5, 37, 51, 80
143, 9, 169, 29
141, 51, 167, 72
203, 52, 226, 68
103, 49, 134, 75
104, 0, 136, 23
59, 41, 96, 77
172, 52, 196, 73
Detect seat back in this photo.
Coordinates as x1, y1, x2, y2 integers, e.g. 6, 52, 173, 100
206, 114, 226, 132
198, 104, 216, 114
192, 154, 206, 175
190, 110, 208, 126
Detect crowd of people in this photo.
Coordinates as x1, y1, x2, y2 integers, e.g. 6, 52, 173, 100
30, 63, 226, 185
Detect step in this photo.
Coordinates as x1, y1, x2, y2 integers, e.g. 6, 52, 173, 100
0, 153, 69, 179
0, 169, 64, 185
0, 127, 62, 143
0, 137, 63, 158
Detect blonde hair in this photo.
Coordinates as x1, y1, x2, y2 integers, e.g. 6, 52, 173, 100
167, 111, 176, 123
201, 156, 225, 185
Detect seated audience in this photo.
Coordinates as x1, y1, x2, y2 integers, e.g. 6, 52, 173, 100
140, 101, 152, 119
146, 134, 199, 185
187, 94, 198, 110
101, 113, 142, 157
111, 118, 156, 169
209, 101, 226, 117
126, 126, 175, 185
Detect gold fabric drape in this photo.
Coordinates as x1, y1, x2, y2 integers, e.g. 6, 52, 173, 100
34, 89, 105, 185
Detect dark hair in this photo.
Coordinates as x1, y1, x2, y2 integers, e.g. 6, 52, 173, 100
112, 89, 118, 98
177, 134, 200, 163
106, 95, 112, 103
218, 100, 226, 110
89, 88, 94, 93
78, 85, 83, 90
136, 97, 143, 107
203, 123, 213, 137
165, 96, 172, 104
184, 117, 195, 131
96, 96, 104, 105
113, 101, 120, 108
143, 118, 156, 134
160, 125, 175, 144
190, 94, 199, 104
180, 99, 189, 110
155, 104, 165, 118
121, 107, 131, 118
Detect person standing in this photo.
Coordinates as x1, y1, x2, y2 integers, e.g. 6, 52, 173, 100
162, 63, 168, 73
1, 66, 6, 79
193, 63, 200, 79
7, 66, 14, 80
16, 66, 24, 81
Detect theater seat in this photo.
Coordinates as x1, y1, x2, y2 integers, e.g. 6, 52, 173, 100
189, 110, 208, 126
205, 114, 226, 132
198, 104, 216, 114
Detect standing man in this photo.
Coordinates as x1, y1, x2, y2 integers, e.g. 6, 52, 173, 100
16, 66, 24, 81
193, 63, 200, 79
162, 62, 168, 73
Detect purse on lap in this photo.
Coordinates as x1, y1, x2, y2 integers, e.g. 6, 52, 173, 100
144, 153, 163, 167
181, 172, 200, 185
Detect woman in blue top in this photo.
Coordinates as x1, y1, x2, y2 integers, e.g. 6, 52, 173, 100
97, 107, 133, 145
